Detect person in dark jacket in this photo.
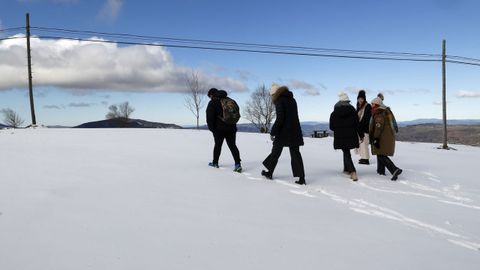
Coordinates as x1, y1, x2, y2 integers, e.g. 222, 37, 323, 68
206, 88, 242, 172
329, 92, 364, 181
370, 97, 402, 180
261, 84, 306, 185
356, 90, 372, 165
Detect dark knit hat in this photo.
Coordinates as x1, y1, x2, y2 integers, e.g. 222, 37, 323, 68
357, 90, 366, 100
207, 88, 218, 97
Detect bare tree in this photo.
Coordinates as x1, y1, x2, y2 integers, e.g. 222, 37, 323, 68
2, 108, 25, 128
106, 105, 120, 119
106, 102, 135, 120
184, 70, 206, 129
118, 101, 135, 119
244, 85, 275, 133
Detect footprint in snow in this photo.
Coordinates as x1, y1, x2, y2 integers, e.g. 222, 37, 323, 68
275, 180, 301, 189
290, 190, 316, 198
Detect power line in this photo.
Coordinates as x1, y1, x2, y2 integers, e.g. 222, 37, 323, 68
447, 55, 480, 63
0, 26, 24, 33
30, 26, 480, 67
446, 60, 480, 67
31, 26, 442, 58
0, 36, 26, 42
37, 35, 444, 63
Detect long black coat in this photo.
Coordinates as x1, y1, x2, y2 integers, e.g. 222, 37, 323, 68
270, 91, 304, 147
206, 90, 237, 133
329, 101, 362, 150
357, 103, 372, 135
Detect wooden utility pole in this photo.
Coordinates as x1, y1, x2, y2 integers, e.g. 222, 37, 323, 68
441, 39, 448, 149
26, 13, 37, 126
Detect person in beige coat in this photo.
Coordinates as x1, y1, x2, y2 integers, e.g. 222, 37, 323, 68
356, 90, 372, 165
369, 97, 403, 181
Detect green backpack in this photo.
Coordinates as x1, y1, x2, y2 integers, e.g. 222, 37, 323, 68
219, 98, 241, 124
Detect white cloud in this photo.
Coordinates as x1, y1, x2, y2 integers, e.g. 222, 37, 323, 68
0, 35, 248, 93
69, 102, 95, 107
289, 79, 320, 96
456, 90, 480, 98
44, 105, 64, 109
343, 86, 376, 96
98, 0, 123, 21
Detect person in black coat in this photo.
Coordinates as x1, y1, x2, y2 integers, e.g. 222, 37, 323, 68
262, 84, 306, 185
206, 88, 242, 171
356, 90, 372, 165
329, 92, 364, 181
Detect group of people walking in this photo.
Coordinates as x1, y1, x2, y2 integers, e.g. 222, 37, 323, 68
205, 85, 402, 186
330, 90, 402, 182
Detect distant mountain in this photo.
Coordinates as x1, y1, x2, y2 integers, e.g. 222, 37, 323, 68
398, 119, 480, 127
0, 123, 9, 129
397, 124, 480, 146
300, 122, 330, 136
74, 118, 182, 129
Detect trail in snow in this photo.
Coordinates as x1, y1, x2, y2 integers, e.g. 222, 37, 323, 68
222, 165, 480, 252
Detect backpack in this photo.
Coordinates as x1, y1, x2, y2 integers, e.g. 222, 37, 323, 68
219, 98, 241, 124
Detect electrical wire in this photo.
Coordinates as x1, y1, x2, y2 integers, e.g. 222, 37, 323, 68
37, 35, 444, 63
0, 36, 26, 42
0, 27, 24, 33
446, 55, 480, 63
31, 26, 442, 58
446, 60, 480, 67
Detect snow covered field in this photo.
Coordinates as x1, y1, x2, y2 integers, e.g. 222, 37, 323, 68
1, 128, 479, 270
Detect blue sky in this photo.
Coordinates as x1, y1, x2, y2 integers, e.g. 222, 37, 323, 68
1, 0, 480, 126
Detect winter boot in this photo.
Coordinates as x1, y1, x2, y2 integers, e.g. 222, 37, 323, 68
295, 177, 306, 185
234, 164, 242, 173
359, 159, 370, 165
208, 162, 219, 168
391, 168, 403, 181
350, 171, 358, 181
261, 170, 273, 180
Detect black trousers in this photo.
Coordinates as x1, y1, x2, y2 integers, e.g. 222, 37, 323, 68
263, 144, 305, 178
342, 149, 356, 173
377, 155, 398, 175
213, 132, 241, 164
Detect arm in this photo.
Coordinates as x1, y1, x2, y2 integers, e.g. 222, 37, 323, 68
354, 111, 364, 140
329, 112, 335, 131
206, 101, 216, 132
363, 104, 372, 128
270, 101, 285, 136
389, 108, 399, 133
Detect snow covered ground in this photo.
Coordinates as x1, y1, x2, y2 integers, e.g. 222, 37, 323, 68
1, 128, 479, 270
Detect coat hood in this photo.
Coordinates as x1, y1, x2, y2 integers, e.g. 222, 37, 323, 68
214, 90, 228, 98
272, 86, 291, 103
334, 101, 354, 117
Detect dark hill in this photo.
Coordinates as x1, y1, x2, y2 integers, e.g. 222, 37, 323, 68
74, 118, 182, 129
397, 124, 480, 146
